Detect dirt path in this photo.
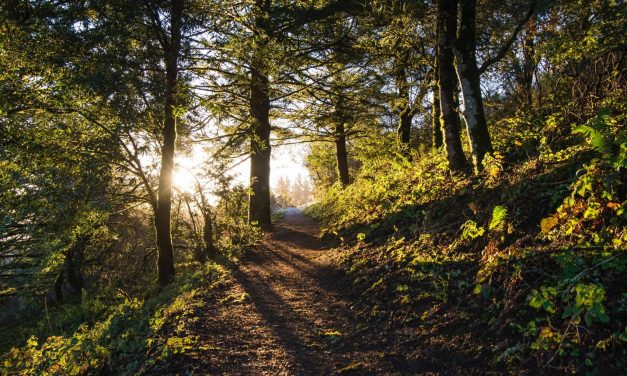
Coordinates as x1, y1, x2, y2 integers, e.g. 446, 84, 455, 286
179, 208, 410, 375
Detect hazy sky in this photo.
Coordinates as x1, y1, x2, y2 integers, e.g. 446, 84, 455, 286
172, 142, 310, 194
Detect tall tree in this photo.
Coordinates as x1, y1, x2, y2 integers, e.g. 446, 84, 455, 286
453, 0, 492, 171
150, 0, 185, 283
248, 0, 273, 229
202, 0, 359, 229
431, 53, 443, 149
437, 0, 468, 171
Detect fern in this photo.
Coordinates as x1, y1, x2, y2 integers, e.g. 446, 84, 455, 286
573, 109, 615, 160
489, 205, 508, 231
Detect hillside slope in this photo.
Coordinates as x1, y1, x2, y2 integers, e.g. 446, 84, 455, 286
306, 111, 626, 374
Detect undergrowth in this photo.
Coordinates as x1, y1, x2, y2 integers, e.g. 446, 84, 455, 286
0, 262, 228, 375
307, 108, 626, 374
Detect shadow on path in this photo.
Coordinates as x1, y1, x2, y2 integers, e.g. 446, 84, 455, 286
173, 207, 436, 375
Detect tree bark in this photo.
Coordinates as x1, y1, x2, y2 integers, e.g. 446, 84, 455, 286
248, 62, 273, 230
519, 15, 536, 108
396, 66, 413, 156
247, 3, 273, 231
203, 212, 218, 259
155, 0, 183, 284
335, 121, 350, 187
438, 0, 468, 171
453, 0, 493, 172
432, 59, 443, 149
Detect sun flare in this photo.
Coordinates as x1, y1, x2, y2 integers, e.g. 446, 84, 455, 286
172, 167, 198, 193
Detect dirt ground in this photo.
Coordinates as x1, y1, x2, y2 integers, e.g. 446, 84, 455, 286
164, 208, 490, 375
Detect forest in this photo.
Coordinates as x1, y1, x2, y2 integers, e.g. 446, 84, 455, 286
0, 0, 625, 374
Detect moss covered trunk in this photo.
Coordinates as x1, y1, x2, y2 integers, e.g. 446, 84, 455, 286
453, 0, 493, 171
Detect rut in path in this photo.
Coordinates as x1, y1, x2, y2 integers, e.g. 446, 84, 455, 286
180, 207, 411, 375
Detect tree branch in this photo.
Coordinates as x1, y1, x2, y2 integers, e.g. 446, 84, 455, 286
478, 0, 536, 75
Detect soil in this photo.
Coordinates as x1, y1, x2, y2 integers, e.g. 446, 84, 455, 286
164, 208, 488, 375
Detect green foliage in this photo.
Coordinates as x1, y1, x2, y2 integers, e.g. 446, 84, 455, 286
310, 105, 626, 373
0, 262, 225, 375
529, 286, 557, 314
461, 220, 485, 240
573, 109, 627, 170
305, 136, 464, 241
574, 112, 615, 161
564, 284, 609, 326
538, 111, 626, 248
483, 153, 505, 188
488, 206, 508, 231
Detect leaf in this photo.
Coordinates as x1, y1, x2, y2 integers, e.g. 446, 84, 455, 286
540, 215, 559, 235
573, 109, 614, 159
489, 205, 508, 231
461, 220, 485, 240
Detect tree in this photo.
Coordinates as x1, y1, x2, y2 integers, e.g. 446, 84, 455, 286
437, 0, 468, 171
432, 51, 443, 149
453, 0, 493, 171
247, 0, 274, 230
200, 0, 361, 229
1, 0, 211, 284
0, 1, 125, 299
275, 176, 292, 207
149, 0, 185, 283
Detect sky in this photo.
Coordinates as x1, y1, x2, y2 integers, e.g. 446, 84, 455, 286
172, 142, 310, 195
223, 142, 310, 188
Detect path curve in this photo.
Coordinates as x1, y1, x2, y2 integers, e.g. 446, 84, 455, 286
179, 207, 411, 375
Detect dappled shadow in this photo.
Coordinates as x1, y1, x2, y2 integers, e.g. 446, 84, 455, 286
269, 227, 333, 251
230, 265, 330, 374
171, 208, 496, 375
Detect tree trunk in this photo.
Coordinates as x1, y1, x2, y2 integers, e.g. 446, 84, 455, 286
335, 121, 350, 187
398, 111, 413, 152
66, 235, 88, 292
432, 61, 443, 149
247, 4, 273, 230
155, 0, 184, 284
203, 212, 218, 259
520, 15, 536, 108
438, 0, 468, 171
396, 66, 413, 156
248, 64, 273, 230
453, 0, 493, 171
